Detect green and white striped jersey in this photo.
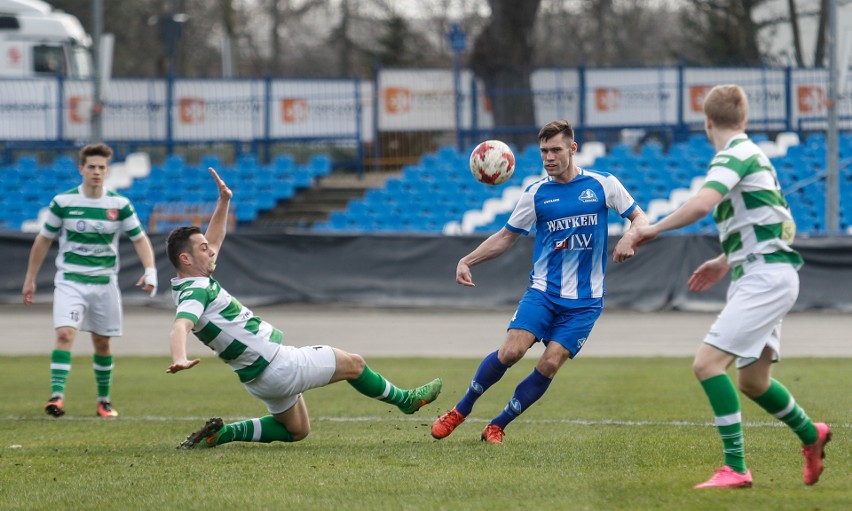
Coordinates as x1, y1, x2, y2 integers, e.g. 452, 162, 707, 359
701, 134, 803, 278
171, 276, 283, 383
40, 186, 146, 284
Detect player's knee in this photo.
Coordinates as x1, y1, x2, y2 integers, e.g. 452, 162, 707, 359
55, 328, 75, 348
498, 346, 525, 365
737, 378, 768, 398
692, 358, 713, 380
289, 426, 310, 442
536, 359, 560, 377
339, 351, 366, 379
348, 352, 366, 374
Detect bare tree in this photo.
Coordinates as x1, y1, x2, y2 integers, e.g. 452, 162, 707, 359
470, 0, 542, 145
787, 0, 805, 66
814, 0, 829, 67
678, 0, 768, 66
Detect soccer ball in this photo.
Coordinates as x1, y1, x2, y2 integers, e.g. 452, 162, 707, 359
469, 140, 515, 185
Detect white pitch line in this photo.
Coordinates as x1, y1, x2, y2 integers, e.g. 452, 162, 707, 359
2, 415, 850, 429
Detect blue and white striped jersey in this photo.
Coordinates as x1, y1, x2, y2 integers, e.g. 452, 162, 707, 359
506, 169, 637, 300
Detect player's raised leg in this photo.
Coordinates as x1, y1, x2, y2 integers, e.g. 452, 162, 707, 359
746, 376, 831, 485
333, 348, 442, 414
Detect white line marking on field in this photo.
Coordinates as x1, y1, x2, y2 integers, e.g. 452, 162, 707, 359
2, 415, 850, 429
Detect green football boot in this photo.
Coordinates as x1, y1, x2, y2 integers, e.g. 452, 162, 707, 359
398, 378, 443, 415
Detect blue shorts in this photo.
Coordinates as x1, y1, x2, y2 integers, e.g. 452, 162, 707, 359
508, 288, 602, 358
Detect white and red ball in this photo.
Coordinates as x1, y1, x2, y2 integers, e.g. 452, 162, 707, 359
469, 140, 515, 185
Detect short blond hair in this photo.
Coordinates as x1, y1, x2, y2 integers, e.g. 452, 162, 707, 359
703, 85, 748, 130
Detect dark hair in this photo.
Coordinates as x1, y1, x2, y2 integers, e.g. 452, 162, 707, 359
538, 120, 574, 143
78, 143, 113, 167
167, 226, 202, 269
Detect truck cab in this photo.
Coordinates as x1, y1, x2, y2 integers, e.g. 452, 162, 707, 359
0, 0, 92, 79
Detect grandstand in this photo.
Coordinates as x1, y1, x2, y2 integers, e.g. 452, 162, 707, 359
1, 131, 849, 235
312, 131, 852, 235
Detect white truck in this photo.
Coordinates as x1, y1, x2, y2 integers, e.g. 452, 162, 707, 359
0, 0, 92, 78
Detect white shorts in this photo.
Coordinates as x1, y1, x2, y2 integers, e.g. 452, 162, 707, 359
704, 262, 799, 368
244, 344, 337, 414
53, 279, 123, 337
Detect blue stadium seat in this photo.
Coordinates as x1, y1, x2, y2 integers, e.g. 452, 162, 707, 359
273, 154, 296, 176
201, 154, 222, 170
307, 154, 332, 177
16, 155, 38, 173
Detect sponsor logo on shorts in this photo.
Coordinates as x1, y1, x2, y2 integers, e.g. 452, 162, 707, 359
577, 337, 587, 348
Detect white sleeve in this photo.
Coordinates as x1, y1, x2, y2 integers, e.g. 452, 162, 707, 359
603, 175, 638, 217
506, 187, 537, 235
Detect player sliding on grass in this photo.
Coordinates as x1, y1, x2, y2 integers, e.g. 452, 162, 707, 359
166, 168, 441, 449
431, 120, 648, 445
615, 84, 831, 489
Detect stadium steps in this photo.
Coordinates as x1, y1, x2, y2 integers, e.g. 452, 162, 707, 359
255, 170, 399, 228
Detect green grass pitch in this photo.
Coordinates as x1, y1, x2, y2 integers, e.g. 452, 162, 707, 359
1, 356, 849, 510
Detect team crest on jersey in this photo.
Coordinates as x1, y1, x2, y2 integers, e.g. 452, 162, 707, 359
76, 220, 86, 231
578, 189, 598, 202
106, 209, 119, 221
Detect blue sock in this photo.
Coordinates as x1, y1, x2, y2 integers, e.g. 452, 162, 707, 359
455, 351, 510, 416
491, 369, 552, 430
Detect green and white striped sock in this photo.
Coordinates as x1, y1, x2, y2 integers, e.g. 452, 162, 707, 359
751, 378, 817, 445
93, 354, 113, 401
347, 365, 408, 406
50, 350, 72, 397
215, 416, 294, 445
700, 374, 747, 473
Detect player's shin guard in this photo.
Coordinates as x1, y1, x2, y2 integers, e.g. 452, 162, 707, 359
50, 349, 72, 397
491, 368, 552, 430
347, 365, 408, 406
93, 354, 114, 401
456, 350, 510, 416
701, 374, 747, 474
750, 378, 817, 445
215, 416, 294, 445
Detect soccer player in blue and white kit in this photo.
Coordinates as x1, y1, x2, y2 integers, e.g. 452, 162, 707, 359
431, 120, 648, 444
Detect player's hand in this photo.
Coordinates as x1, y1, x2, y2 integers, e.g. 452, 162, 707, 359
22, 280, 35, 305
166, 359, 201, 374
209, 167, 232, 201
613, 225, 659, 263
456, 261, 475, 287
137, 267, 158, 297
612, 234, 636, 263
687, 256, 729, 292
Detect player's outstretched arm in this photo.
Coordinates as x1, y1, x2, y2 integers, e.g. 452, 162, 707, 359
132, 234, 158, 296
613, 206, 650, 262
456, 227, 520, 286
204, 167, 233, 255
22, 235, 53, 305
167, 318, 201, 374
